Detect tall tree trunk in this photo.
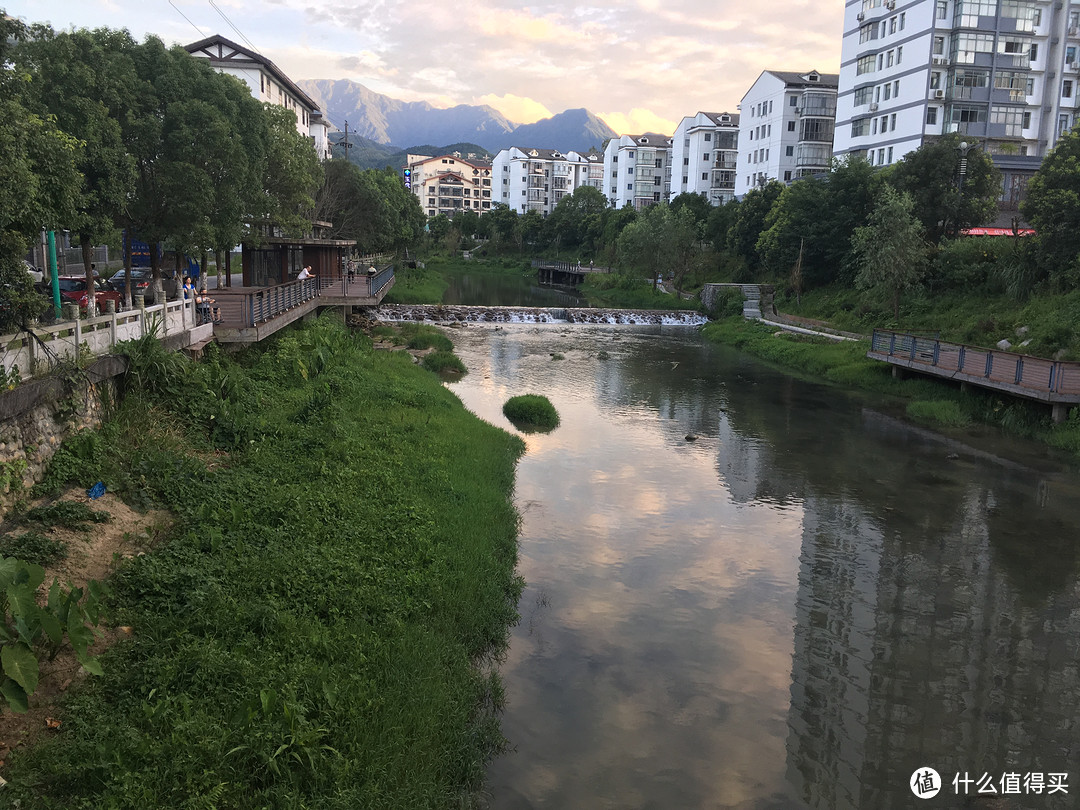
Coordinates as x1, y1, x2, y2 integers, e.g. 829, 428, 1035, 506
81, 236, 95, 318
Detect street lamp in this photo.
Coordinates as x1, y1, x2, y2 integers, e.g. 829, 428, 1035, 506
957, 140, 971, 191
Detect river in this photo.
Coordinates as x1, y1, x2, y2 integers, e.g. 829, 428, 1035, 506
443, 322, 1080, 810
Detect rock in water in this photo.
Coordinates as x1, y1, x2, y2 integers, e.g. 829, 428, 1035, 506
685, 434, 698, 442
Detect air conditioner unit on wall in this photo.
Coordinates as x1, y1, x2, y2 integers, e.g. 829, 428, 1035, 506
934, 89, 945, 98
857, 11, 865, 20
869, 102, 880, 111
885, 0, 895, 8
932, 57, 949, 66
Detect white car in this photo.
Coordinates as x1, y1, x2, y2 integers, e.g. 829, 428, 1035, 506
23, 260, 43, 284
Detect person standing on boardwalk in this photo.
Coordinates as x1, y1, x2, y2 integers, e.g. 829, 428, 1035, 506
297, 265, 313, 280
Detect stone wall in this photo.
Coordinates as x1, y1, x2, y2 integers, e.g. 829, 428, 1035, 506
0, 356, 126, 517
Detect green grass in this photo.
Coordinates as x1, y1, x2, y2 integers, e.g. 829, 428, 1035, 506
502, 395, 560, 431
422, 350, 467, 374
0, 531, 67, 567
579, 274, 701, 311
5, 317, 524, 809
701, 317, 1080, 456
24, 501, 111, 531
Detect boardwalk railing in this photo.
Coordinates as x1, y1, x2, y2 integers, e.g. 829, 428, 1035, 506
317, 266, 395, 299
869, 329, 1080, 402
531, 259, 612, 274
2, 299, 205, 376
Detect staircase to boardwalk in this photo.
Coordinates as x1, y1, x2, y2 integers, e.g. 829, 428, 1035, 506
741, 285, 762, 319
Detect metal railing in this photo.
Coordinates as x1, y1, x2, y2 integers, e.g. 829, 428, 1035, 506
869, 329, 1080, 398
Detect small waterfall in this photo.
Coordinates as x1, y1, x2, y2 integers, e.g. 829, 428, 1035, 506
373, 304, 709, 326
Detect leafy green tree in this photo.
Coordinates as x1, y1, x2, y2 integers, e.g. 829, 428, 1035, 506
851, 185, 927, 320
670, 192, 713, 230
0, 15, 81, 329
517, 209, 544, 253
596, 205, 637, 264
253, 105, 322, 241
316, 163, 422, 254
888, 133, 1000, 241
727, 181, 784, 272
1022, 127, 1080, 286
484, 204, 518, 250
616, 203, 702, 289
16, 26, 138, 309
427, 213, 452, 244
545, 186, 610, 256
756, 179, 829, 280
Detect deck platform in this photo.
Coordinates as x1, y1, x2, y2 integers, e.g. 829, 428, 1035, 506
867, 329, 1080, 421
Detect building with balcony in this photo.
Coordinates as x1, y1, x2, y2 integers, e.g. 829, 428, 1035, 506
670, 112, 741, 205
404, 153, 493, 218
736, 70, 839, 197
603, 133, 674, 210
185, 34, 331, 161
834, 0, 1080, 210
491, 147, 600, 216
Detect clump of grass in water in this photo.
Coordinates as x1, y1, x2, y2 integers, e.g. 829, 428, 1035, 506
503, 394, 560, 431
550, 352, 565, 361
907, 399, 973, 428
423, 350, 467, 374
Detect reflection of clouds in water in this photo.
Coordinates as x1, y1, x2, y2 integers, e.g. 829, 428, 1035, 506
449, 325, 810, 807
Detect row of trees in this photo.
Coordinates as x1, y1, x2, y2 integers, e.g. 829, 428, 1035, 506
0, 16, 324, 329
442, 129, 1080, 317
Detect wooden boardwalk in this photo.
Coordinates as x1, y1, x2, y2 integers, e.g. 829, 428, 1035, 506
532, 259, 612, 286
210, 268, 396, 343
867, 329, 1080, 421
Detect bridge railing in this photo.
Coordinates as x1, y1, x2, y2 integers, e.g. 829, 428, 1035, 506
531, 259, 612, 274
870, 328, 1080, 397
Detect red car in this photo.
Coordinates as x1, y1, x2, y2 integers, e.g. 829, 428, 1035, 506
56, 277, 124, 314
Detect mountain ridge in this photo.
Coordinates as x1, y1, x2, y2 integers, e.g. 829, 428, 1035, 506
299, 78, 618, 155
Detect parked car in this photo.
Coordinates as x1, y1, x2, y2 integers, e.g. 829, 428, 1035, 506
23, 259, 43, 285
107, 268, 155, 302
57, 276, 124, 314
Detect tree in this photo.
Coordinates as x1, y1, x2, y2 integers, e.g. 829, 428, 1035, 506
484, 204, 518, 250
0, 15, 81, 330
1022, 127, 1080, 286
315, 163, 423, 254
615, 203, 702, 289
17, 26, 138, 311
545, 186, 610, 256
727, 181, 784, 272
888, 133, 1000, 242
670, 192, 713, 230
756, 179, 829, 281
851, 185, 927, 320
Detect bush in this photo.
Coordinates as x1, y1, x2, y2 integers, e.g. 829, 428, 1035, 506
0, 532, 67, 567
422, 350, 467, 374
907, 399, 973, 428
503, 395, 560, 431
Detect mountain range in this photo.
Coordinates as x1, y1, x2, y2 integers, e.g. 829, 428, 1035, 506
297, 78, 618, 157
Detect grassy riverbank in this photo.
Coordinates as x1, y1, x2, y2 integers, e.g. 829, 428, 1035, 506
701, 317, 1080, 457
6, 317, 525, 808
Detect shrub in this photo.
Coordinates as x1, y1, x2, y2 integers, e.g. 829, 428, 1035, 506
0, 532, 67, 567
422, 350, 467, 374
906, 399, 972, 428
503, 395, 560, 431
25, 501, 110, 531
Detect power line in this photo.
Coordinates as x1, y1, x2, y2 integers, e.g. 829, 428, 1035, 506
169, 0, 206, 38
208, 0, 261, 54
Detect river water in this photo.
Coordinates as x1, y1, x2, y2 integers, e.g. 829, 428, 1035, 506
444, 322, 1080, 810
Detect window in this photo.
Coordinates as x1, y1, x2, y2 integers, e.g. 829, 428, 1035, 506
627, 167, 633, 175
790, 93, 800, 105
704, 133, 712, 141
627, 184, 633, 190
854, 86, 874, 106
936, 0, 947, 19
852, 118, 869, 137
682, 176, 688, 184
683, 158, 690, 165
684, 138, 690, 146
788, 120, 796, 131
926, 107, 938, 125
955, 0, 998, 28
887, 147, 893, 163
701, 173, 708, 180
889, 16, 897, 34
991, 105, 1027, 136
877, 149, 885, 165
954, 32, 995, 63
786, 145, 794, 156
884, 83, 892, 101
899, 12, 905, 29
890, 113, 896, 130
704, 153, 711, 161
933, 36, 945, 56
897, 46, 902, 64
857, 55, 876, 75
655, 158, 663, 167
894, 80, 900, 96
784, 171, 792, 181
1065, 80, 1074, 98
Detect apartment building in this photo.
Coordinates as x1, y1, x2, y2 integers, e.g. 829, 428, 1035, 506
404, 154, 493, 218
834, 0, 1080, 207
603, 133, 674, 210
669, 112, 741, 205
185, 34, 331, 161
736, 70, 839, 197
491, 147, 601, 216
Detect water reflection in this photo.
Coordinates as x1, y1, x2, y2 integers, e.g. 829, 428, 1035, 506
443, 324, 1080, 810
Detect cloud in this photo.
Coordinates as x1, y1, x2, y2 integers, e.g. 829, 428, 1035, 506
476, 93, 554, 124
599, 108, 679, 137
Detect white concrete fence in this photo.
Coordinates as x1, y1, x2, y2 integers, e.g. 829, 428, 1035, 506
2, 299, 213, 379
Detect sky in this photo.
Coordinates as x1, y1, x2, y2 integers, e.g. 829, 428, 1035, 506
8, 1, 844, 135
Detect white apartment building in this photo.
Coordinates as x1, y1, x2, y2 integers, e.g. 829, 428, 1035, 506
736, 70, 839, 198
186, 34, 331, 161
491, 147, 601, 215
669, 112, 740, 205
404, 154, 493, 218
603, 133, 674, 210
834, 0, 1080, 207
